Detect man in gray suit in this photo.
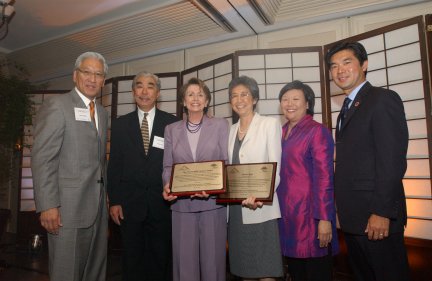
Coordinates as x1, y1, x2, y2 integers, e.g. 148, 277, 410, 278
32, 52, 109, 281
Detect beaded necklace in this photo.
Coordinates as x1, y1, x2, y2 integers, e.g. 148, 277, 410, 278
186, 117, 203, 133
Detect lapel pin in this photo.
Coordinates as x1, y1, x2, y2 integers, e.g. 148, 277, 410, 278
355, 101, 360, 107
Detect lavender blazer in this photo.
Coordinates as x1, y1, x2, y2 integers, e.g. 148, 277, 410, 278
163, 115, 229, 212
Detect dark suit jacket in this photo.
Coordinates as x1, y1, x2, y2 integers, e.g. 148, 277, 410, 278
334, 82, 408, 235
107, 108, 178, 222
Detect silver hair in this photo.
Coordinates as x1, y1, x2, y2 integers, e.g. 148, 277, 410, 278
74, 52, 108, 75
132, 71, 161, 90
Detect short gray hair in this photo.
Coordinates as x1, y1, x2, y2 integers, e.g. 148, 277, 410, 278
132, 71, 161, 91
74, 52, 108, 75
228, 76, 260, 109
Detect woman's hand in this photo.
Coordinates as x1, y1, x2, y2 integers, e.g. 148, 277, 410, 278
317, 220, 332, 248
162, 184, 177, 201
241, 196, 263, 210
191, 191, 210, 199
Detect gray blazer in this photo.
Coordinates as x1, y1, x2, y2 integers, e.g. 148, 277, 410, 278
162, 115, 229, 212
32, 89, 108, 228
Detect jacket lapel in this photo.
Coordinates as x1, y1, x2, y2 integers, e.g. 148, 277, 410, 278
95, 101, 106, 137
149, 109, 166, 155
70, 90, 98, 132
241, 112, 258, 146
128, 111, 146, 157
177, 120, 194, 161
195, 116, 213, 161
339, 82, 370, 133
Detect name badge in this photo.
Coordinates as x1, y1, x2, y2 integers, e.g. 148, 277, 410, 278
153, 136, 164, 149
74, 107, 91, 122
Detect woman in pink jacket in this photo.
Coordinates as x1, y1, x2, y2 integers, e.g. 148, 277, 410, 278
277, 80, 339, 281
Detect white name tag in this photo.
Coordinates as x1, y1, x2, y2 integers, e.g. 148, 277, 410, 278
74, 107, 91, 122
152, 136, 164, 149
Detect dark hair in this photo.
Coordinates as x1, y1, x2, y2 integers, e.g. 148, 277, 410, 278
180, 78, 211, 114
228, 76, 259, 110
278, 80, 315, 116
325, 41, 368, 71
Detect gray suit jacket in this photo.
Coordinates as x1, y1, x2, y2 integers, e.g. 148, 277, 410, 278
32, 89, 108, 228
162, 115, 229, 212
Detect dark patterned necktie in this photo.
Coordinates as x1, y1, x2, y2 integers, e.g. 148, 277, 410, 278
339, 97, 351, 127
141, 113, 149, 153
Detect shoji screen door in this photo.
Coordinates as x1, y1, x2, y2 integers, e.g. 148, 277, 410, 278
181, 54, 234, 124
234, 47, 326, 125
325, 16, 432, 240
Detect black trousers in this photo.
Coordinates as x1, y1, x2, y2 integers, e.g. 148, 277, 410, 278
120, 215, 172, 281
285, 254, 333, 281
344, 232, 410, 281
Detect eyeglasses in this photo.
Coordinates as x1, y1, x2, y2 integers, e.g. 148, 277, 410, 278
76, 68, 105, 80
230, 92, 251, 100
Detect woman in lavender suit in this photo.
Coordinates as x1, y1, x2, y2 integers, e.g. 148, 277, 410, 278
277, 81, 339, 281
162, 78, 229, 281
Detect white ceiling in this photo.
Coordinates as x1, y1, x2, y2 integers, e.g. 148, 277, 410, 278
0, 0, 427, 79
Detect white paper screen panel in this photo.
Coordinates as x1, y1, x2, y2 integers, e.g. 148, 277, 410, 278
387, 62, 423, 85
407, 139, 429, 158
237, 50, 322, 121
158, 76, 179, 116
407, 199, 432, 218
116, 79, 134, 117
403, 179, 431, 198
389, 81, 424, 101
405, 218, 432, 240
406, 159, 430, 178
404, 100, 426, 120
117, 91, 134, 104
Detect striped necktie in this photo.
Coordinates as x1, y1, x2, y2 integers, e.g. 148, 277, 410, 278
141, 113, 150, 154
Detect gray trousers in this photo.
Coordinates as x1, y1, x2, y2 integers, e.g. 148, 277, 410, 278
48, 200, 108, 281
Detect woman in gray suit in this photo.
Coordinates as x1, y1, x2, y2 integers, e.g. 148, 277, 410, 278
227, 76, 284, 281
162, 78, 229, 281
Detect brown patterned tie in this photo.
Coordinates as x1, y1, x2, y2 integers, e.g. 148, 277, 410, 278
141, 113, 150, 154
89, 100, 95, 124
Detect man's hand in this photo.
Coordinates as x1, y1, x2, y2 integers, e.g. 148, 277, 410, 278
365, 214, 390, 240
109, 205, 124, 225
40, 208, 62, 235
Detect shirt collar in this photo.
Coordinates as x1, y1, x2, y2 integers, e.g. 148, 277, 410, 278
286, 114, 312, 130
346, 81, 367, 106
75, 87, 95, 107
138, 106, 156, 119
